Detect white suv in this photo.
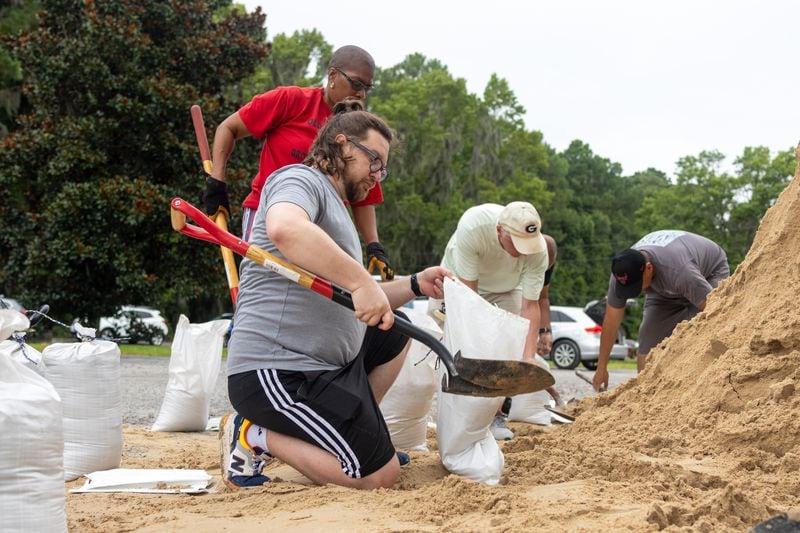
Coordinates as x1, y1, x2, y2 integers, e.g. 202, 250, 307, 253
98, 306, 169, 345
548, 306, 630, 370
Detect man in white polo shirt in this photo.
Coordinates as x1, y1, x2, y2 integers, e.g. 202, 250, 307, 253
435, 201, 550, 439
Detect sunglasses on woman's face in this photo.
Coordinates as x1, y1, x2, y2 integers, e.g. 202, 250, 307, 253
347, 138, 388, 181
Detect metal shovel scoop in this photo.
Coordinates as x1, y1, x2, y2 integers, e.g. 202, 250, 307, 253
169, 197, 554, 398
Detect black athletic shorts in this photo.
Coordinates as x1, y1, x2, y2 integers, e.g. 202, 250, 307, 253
228, 312, 409, 479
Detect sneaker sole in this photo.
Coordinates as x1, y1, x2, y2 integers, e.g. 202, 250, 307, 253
218, 412, 241, 492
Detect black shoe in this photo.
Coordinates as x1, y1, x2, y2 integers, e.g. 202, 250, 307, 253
751, 513, 800, 533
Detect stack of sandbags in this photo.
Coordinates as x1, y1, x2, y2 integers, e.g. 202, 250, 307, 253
0, 312, 67, 533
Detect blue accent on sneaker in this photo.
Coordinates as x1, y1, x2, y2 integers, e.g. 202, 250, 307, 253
396, 451, 410, 468
219, 412, 271, 491
228, 474, 271, 488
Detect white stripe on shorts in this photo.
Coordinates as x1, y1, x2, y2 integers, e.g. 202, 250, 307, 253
257, 368, 362, 478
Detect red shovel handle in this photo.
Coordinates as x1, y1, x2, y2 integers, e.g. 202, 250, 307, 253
190, 105, 213, 174
170, 198, 337, 301
169, 197, 460, 378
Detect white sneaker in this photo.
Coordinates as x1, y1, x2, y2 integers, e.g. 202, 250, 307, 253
490, 415, 514, 441
219, 412, 272, 491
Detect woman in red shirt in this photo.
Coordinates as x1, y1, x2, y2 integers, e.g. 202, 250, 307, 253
203, 45, 393, 279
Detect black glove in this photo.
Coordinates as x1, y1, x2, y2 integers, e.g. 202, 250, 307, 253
366, 242, 395, 281
200, 175, 231, 220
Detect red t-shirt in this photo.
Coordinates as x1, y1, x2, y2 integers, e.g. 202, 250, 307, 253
238, 85, 384, 210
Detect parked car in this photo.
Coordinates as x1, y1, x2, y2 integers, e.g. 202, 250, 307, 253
583, 297, 639, 359
547, 306, 630, 370
98, 306, 169, 345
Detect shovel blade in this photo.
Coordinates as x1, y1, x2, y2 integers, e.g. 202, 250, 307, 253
544, 405, 576, 422
440, 351, 555, 397
441, 374, 510, 397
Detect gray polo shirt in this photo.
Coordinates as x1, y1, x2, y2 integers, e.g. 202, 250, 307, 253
227, 164, 365, 375
607, 230, 729, 309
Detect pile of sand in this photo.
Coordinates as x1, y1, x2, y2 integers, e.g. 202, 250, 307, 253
66, 148, 800, 532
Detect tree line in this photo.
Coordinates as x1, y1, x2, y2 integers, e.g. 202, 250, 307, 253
0, 0, 795, 333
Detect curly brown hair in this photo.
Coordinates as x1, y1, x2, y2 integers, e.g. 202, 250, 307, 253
303, 110, 393, 178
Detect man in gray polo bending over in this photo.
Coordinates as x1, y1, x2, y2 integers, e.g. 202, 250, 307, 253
592, 230, 729, 392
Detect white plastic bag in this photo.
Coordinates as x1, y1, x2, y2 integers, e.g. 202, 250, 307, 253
0, 344, 67, 532
509, 354, 553, 426
42, 340, 123, 481
151, 315, 229, 432
436, 278, 529, 484
380, 308, 440, 451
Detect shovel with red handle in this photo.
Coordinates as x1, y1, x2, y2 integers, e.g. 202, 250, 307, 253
191, 104, 240, 304
170, 197, 555, 398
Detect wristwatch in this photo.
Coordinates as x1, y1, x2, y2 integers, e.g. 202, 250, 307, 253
538, 327, 552, 334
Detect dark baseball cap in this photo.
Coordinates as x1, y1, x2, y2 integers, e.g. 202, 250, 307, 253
611, 248, 646, 299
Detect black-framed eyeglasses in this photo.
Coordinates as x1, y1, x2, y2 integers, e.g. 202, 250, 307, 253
347, 137, 388, 181
334, 67, 373, 93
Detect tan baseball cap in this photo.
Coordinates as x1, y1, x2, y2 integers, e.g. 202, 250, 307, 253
498, 201, 546, 255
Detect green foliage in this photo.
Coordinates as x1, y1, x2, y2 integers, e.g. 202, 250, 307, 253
369, 55, 552, 272
0, 0, 39, 134
0, 0, 268, 323
2, 4, 795, 338
229, 28, 331, 103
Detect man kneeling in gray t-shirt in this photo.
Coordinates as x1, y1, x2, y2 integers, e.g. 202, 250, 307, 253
219, 108, 450, 491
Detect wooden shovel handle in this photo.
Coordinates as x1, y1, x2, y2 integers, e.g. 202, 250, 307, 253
190, 104, 239, 303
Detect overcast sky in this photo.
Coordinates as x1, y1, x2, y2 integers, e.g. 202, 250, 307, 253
241, 1, 797, 178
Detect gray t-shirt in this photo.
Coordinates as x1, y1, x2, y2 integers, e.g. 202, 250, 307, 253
607, 230, 729, 309
227, 164, 365, 375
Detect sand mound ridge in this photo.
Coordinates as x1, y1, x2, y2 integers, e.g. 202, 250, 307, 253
66, 147, 800, 532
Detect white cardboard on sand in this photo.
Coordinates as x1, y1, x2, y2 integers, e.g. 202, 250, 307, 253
70, 468, 212, 494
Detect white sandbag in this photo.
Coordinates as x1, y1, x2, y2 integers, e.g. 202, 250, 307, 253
151, 315, 229, 432
42, 340, 123, 481
436, 278, 529, 485
380, 308, 440, 451
0, 308, 28, 340
0, 346, 66, 533
509, 354, 553, 426
0, 338, 46, 376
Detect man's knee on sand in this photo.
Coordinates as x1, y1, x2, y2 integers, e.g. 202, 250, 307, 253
359, 457, 401, 489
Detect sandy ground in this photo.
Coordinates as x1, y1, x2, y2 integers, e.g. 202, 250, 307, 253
65, 149, 800, 532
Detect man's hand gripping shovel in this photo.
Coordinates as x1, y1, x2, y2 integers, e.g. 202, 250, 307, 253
170, 198, 554, 398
